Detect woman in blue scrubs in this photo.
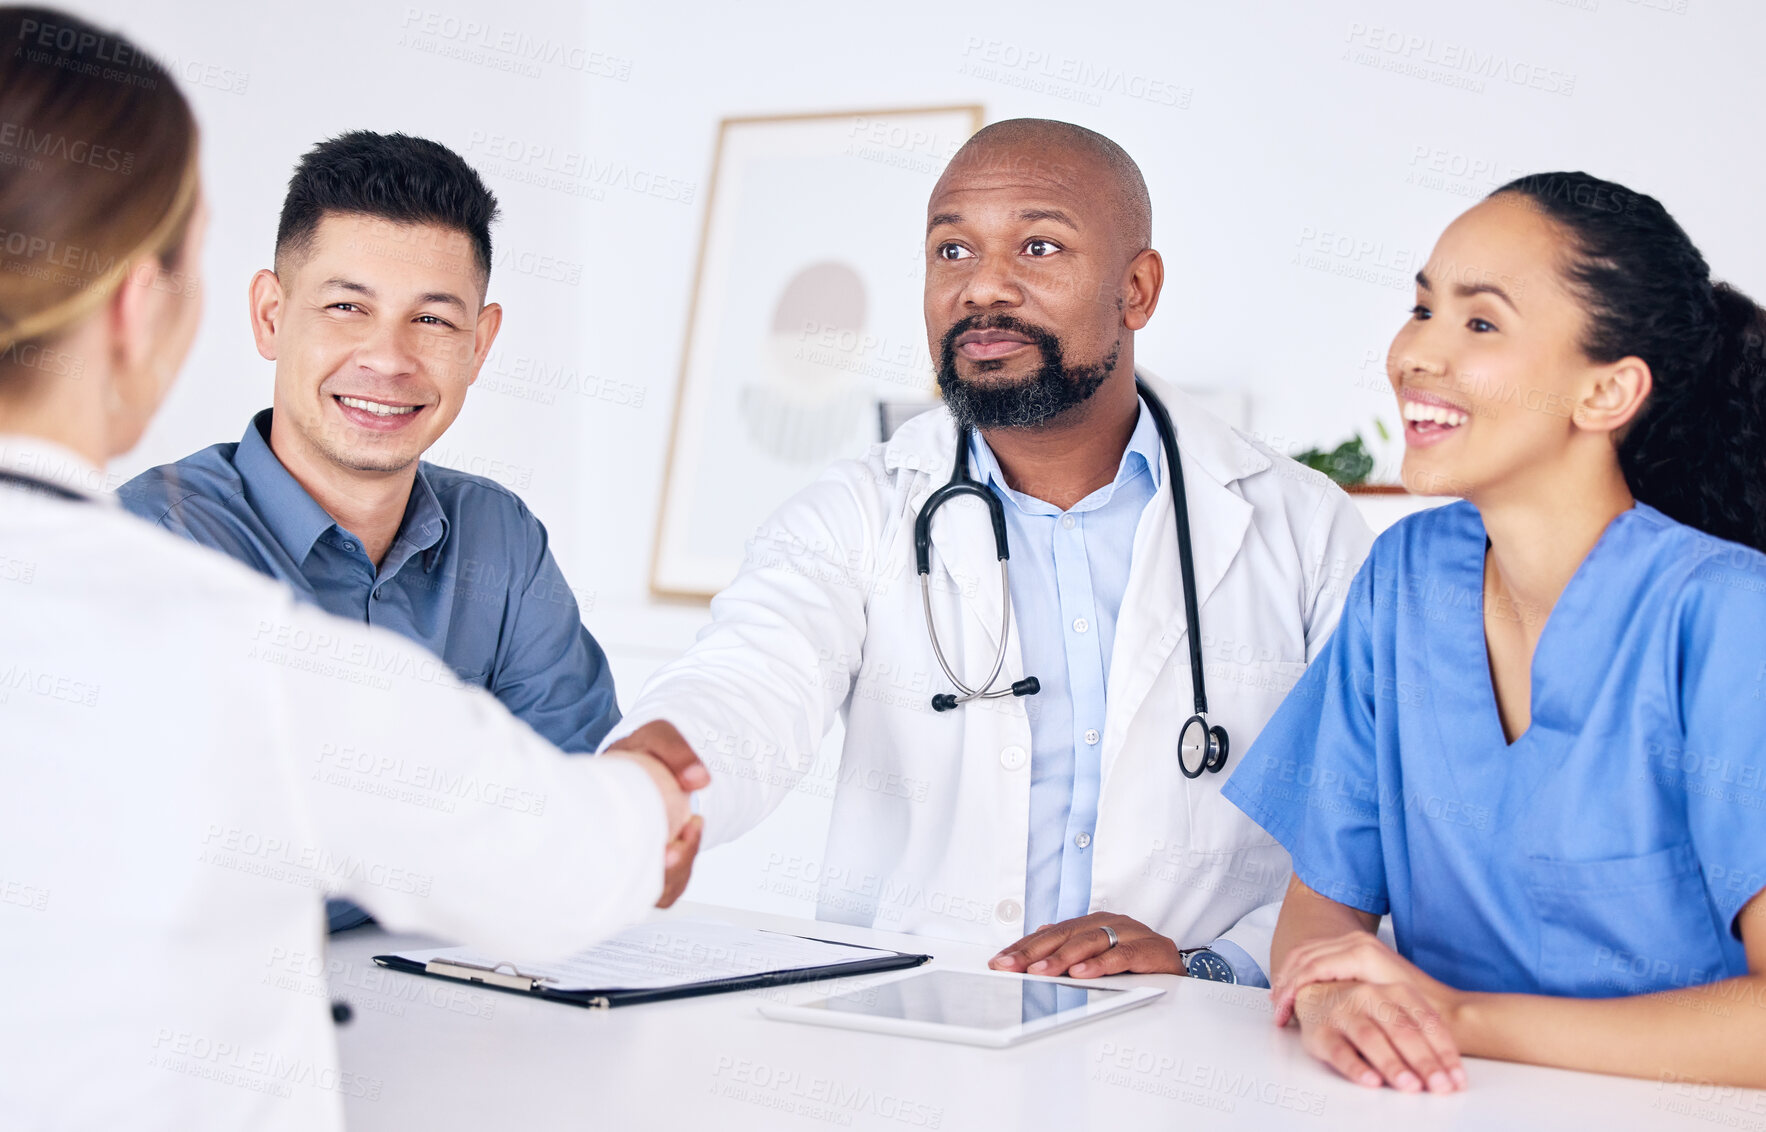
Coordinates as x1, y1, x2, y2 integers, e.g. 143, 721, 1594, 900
1224, 171, 1766, 1094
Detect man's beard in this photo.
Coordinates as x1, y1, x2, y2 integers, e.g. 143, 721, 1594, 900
937, 314, 1119, 430
308, 420, 420, 475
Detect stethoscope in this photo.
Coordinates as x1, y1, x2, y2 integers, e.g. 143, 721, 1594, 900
912, 378, 1230, 779
0, 469, 87, 503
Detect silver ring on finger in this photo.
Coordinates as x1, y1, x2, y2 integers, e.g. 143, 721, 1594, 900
1100, 925, 1119, 950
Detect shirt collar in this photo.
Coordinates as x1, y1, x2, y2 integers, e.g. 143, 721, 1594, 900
968, 394, 1163, 516
234, 410, 338, 564
0, 433, 124, 505
234, 409, 450, 569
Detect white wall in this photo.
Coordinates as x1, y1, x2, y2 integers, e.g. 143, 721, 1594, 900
81, 0, 1766, 913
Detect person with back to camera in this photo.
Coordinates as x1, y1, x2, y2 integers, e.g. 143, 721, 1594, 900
0, 8, 704, 1128
1226, 172, 1766, 1092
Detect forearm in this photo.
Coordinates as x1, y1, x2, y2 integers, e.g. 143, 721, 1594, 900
279, 609, 667, 958
620, 471, 881, 844
607, 703, 822, 847
605, 593, 851, 834
1453, 975, 1766, 1088
1271, 874, 1381, 977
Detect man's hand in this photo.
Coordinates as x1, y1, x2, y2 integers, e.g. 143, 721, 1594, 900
601, 749, 692, 837
610, 720, 709, 792
1273, 931, 1466, 1094
988, 913, 1183, 978
658, 815, 702, 909
604, 721, 709, 908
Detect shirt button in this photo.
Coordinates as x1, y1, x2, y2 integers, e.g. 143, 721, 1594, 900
1084, 728, 1100, 745
373, 587, 384, 600
1075, 832, 1092, 849
341, 542, 357, 553
995, 898, 1023, 925
998, 745, 1027, 771
1073, 617, 1089, 634
1061, 515, 1076, 529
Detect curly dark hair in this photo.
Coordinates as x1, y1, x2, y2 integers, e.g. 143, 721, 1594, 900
1490, 172, 1766, 553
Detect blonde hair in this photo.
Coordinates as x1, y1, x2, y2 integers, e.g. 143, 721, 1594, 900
0, 7, 199, 369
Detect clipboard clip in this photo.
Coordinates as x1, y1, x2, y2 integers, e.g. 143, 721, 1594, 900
424, 957, 557, 992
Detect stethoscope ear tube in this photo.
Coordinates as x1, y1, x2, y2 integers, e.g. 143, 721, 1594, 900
915, 386, 1230, 774
917, 429, 1028, 713
914, 431, 1011, 576
933, 684, 1035, 712
1138, 379, 1212, 725
919, 562, 1017, 711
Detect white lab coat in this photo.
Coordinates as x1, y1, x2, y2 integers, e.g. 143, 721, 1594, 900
0, 436, 665, 1132
612, 375, 1372, 973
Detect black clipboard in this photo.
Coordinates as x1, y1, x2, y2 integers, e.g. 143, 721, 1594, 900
373, 933, 930, 1010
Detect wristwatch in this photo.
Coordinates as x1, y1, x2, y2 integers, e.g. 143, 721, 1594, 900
1180, 947, 1238, 984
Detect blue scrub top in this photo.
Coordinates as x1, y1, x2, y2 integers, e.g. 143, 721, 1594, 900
1224, 501, 1766, 998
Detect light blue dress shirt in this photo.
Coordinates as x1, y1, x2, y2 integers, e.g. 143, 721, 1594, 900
1226, 502, 1766, 996
121, 410, 620, 932
971, 397, 1267, 986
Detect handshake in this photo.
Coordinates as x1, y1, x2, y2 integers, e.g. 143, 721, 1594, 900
602, 721, 710, 908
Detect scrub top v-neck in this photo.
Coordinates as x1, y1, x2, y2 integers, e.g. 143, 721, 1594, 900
1225, 500, 1766, 997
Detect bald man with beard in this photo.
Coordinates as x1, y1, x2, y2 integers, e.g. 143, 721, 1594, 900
607, 119, 1374, 986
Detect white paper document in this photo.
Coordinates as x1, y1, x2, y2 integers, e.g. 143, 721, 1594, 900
392, 919, 897, 992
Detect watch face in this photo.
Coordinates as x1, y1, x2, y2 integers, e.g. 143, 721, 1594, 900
1186, 950, 1235, 983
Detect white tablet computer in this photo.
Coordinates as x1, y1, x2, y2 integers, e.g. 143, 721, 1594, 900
757, 969, 1163, 1048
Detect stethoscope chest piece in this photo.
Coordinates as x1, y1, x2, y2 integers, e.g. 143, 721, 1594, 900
1178, 713, 1229, 779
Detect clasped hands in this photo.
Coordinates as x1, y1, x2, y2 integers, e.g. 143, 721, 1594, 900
1271, 931, 1469, 1094
990, 916, 1470, 1095
602, 720, 710, 908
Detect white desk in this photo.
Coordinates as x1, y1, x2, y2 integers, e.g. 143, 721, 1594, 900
328, 903, 1762, 1131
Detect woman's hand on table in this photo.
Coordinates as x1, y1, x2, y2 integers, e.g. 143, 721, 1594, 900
1273, 931, 1468, 1094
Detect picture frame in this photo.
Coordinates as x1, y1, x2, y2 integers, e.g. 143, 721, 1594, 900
650, 105, 985, 600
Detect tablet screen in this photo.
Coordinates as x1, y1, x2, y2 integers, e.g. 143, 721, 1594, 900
801, 971, 1124, 1031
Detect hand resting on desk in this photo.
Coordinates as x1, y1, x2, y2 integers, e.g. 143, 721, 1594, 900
989, 913, 1185, 979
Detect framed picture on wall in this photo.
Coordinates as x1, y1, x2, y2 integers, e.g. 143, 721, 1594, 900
651, 105, 985, 600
